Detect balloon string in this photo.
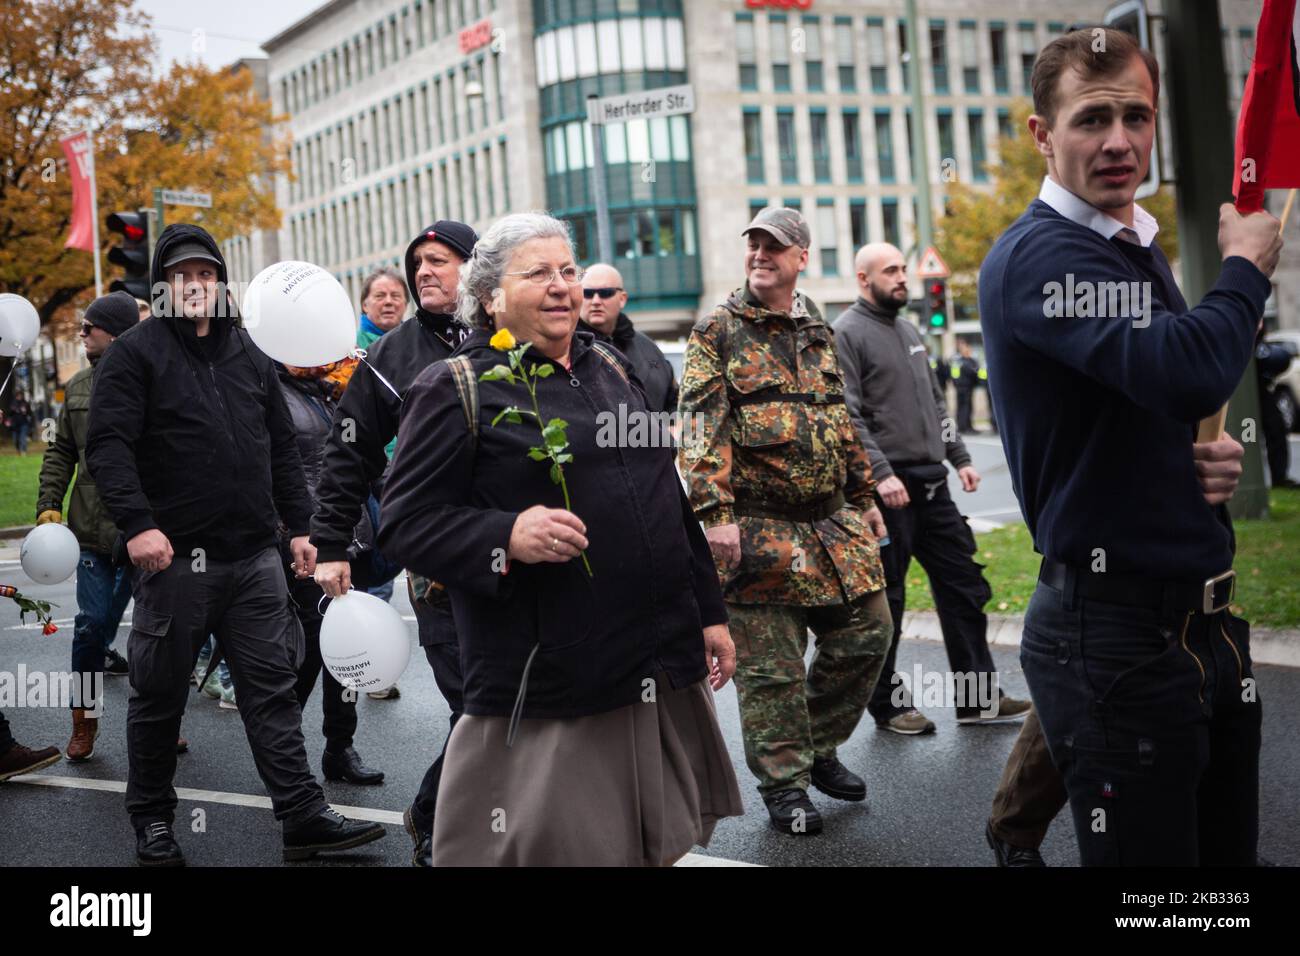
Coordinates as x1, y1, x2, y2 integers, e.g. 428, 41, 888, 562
0, 355, 19, 398
348, 348, 403, 403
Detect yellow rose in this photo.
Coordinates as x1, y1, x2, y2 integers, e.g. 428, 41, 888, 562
490, 328, 516, 351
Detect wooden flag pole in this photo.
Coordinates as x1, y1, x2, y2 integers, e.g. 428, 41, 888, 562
1195, 186, 1297, 443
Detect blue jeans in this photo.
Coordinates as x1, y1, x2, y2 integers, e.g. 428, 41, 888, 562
1021, 578, 1261, 866
71, 550, 133, 708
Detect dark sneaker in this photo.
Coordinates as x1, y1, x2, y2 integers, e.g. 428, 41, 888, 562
958, 695, 1031, 725
103, 648, 129, 676
403, 806, 432, 868
875, 708, 937, 735
136, 822, 185, 867
322, 746, 384, 785
0, 743, 61, 782
283, 808, 385, 861
810, 755, 866, 802
762, 788, 823, 835
986, 821, 1046, 867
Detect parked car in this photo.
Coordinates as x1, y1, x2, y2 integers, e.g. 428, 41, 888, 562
1266, 331, 1300, 432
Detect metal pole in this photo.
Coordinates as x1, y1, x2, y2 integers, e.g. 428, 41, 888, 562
151, 187, 165, 276
87, 128, 102, 298
586, 94, 613, 264
904, 0, 933, 258
1165, 0, 1268, 519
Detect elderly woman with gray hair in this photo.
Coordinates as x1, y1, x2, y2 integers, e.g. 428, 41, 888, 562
378, 212, 742, 866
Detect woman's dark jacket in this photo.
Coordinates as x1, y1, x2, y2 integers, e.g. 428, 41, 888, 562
377, 328, 726, 719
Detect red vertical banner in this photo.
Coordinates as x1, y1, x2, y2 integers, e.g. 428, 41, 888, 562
1233, 0, 1300, 212
60, 130, 96, 252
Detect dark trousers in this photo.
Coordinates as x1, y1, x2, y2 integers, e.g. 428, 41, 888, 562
988, 707, 1069, 849
0, 708, 14, 755
124, 547, 327, 832
1258, 380, 1291, 486
406, 579, 463, 837
955, 387, 975, 433
868, 467, 997, 718
70, 550, 133, 709
288, 575, 357, 753
1021, 578, 1262, 866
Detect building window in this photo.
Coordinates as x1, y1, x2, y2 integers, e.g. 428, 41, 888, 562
810, 109, 830, 183
1238, 28, 1254, 91
1018, 22, 1037, 94
898, 19, 910, 93
850, 199, 867, 249
817, 201, 837, 277
967, 109, 987, 182
875, 110, 895, 183
493, 50, 504, 121
500, 138, 509, 211
960, 21, 979, 93
783, 197, 801, 211
937, 109, 955, 173
750, 199, 767, 221
997, 107, 1013, 142
776, 108, 797, 183
867, 18, 887, 93
743, 109, 764, 184
771, 16, 791, 92
881, 198, 900, 247
804, 16, 823, 92
434, 78, 444, 144
1048, 21, 1065, 36
738, 15, 759, 89
930, 20, 948, 94
835, 17, 855, 92
843, 109, 863, 183
989, 22, 1008, 94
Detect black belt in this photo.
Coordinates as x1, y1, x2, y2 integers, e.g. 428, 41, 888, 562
733, 491, 846, 522
731, 390, 846, 407
1038, 558, 1235, 615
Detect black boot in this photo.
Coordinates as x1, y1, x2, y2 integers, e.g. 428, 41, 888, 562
136, 822, 185, 867
763, 788, 823, 835
321, 746, 385, 785
283, 808, 385, 861
810, 755, 866, 802
403, 807, 433, 867
985, 822, 1046, 867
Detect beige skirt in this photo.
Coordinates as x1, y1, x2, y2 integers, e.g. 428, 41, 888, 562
430, 676, 744, 866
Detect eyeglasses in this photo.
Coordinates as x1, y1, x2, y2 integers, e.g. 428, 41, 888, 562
504, 265, 585, 286
79, 321, 99, 336
582, 287, 623, 300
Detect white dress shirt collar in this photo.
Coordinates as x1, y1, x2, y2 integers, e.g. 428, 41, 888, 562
1038, 176, 1160, 248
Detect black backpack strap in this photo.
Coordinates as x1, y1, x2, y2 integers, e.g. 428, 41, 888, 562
445, 355, 479, 455
589, 341, 631, 386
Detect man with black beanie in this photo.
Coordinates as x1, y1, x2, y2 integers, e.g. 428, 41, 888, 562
36, 291, 140, 762
311, 219, 477, 867
86, 223, 384, 866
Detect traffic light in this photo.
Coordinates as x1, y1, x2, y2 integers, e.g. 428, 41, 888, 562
106, 211, 150, 300
926, 280, 947, 331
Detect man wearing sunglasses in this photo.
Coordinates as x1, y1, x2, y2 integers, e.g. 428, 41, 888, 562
35, 292, 141, 761
579, 264, 678, 413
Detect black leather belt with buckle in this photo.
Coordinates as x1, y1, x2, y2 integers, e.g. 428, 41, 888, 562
1039, 558, 1235, 615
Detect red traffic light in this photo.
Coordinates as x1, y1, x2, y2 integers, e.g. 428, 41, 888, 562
929, 282, 945, 296
123, 224, 144, 241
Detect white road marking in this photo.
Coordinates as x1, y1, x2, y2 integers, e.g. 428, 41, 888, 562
3, 773, 756, 866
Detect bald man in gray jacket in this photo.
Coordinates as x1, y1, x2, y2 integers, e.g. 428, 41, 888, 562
833, 243, 1030, 735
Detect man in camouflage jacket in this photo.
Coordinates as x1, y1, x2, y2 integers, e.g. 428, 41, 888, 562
679, 207, 892, 835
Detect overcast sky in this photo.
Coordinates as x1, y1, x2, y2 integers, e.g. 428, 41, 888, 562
132, 0, 326, 72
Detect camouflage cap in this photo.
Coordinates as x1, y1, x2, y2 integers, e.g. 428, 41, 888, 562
742, 206, 811, 249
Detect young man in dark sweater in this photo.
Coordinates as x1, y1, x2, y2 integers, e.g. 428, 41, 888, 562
979, 28, 1280, 866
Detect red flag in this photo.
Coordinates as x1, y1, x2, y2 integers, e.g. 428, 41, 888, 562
60, 130, 96, 252
1233, 0, 1300, 212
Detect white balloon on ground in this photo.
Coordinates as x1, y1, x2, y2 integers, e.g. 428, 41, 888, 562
20, 523, 80, 585
319, 589, 411, 693
240, 260, 356, 367
0, 293, 41, 357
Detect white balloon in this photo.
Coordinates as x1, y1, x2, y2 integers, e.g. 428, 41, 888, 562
319, 590, 411, 693
0, 293, 41, 357
240, 261, 356, 367
20, 523, 80, 585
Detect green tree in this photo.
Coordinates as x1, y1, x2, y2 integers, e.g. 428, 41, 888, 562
937, 101, 1178, 310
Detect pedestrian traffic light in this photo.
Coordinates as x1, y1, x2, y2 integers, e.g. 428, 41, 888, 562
926, 280, 947, 331
106, 211, 150, 300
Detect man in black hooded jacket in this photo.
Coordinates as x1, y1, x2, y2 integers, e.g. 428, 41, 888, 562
311, 219, 477, 867
86, 223, 384, 866
578, 262, 678, 413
